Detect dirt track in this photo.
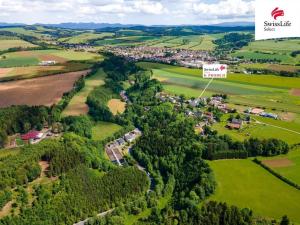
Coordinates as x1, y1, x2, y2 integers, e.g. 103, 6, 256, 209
0, 70, 90, 108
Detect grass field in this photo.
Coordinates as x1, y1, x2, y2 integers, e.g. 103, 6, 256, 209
93, 34, 217, 50
0, 39, 36, 51
59, 32, 114, 44
63, 69, 106, 116
0, 49, 101, 67
91, 122, 122, 141
259, 148, 300, 185
208, 159, 300, 223
231, 39, 300, 65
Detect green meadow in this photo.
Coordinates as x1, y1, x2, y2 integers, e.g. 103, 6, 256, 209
0, 49, 101, 67
63, 69, 106, 116
208, 159, 300, 223
259, 148, 300, 185
0, 39, 36, 51
231, 39, 300, 65
91, 121, 122, 141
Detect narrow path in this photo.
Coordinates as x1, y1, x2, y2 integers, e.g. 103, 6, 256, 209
254, 118, 300, 135
73, 209, 114, 225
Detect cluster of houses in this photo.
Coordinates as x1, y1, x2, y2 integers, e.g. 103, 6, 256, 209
107, 46, 217, 68
105, 128, 142, 166
245, 108, 278, 119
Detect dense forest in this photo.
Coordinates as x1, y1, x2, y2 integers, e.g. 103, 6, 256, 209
0, 133, 149, 225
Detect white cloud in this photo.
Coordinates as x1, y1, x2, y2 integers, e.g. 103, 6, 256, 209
192, 0, 254, 18
0, 0, 254, 25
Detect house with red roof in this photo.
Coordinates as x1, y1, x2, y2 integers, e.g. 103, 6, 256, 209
21, 130, 43, 141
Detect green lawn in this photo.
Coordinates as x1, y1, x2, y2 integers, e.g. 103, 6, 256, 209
91, 122, 122, 141
208, 159, 300, 223
231, 39, 300, 65
59, 32, 114, 44
63, 69, 106, 116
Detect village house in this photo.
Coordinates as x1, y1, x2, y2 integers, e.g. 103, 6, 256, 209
227, 118, 243, 130
21, 130, 43, 143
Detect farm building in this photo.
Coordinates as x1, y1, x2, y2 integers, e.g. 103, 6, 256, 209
39, 60, 56, 66
21, 130, 43, 141
227, 119, 243, 130
260, 112, 278, 119
246, 108, 264, 115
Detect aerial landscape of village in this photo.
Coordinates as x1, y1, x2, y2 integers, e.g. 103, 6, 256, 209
0, 0, 299, 224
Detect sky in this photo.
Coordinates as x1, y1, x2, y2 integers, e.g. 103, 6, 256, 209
0, 0, 255, 25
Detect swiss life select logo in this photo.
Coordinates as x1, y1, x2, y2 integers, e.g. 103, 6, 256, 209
271, 7, 284, 20
255, 0, 300, 40
203, 64, 227, 79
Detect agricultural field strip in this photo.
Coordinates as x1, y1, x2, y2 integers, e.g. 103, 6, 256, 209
139, 62, 300, 89
152, 69, 287, 94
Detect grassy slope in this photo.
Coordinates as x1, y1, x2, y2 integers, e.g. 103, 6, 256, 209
0, 39, 36, 51
0, 50, 101, 67
208, 159, 300, 223
63, 69, 106, 116
91, 122, 122, 141
231, 39, 300, 65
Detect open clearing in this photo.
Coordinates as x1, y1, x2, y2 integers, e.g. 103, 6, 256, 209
259, 148, 300, 185
59, 32, 114, 44
0, 70, 90, 108
107, 99, 126, 115
63, 69, 106, 116
92, 122, 122, 141
208, 159, 300, 223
